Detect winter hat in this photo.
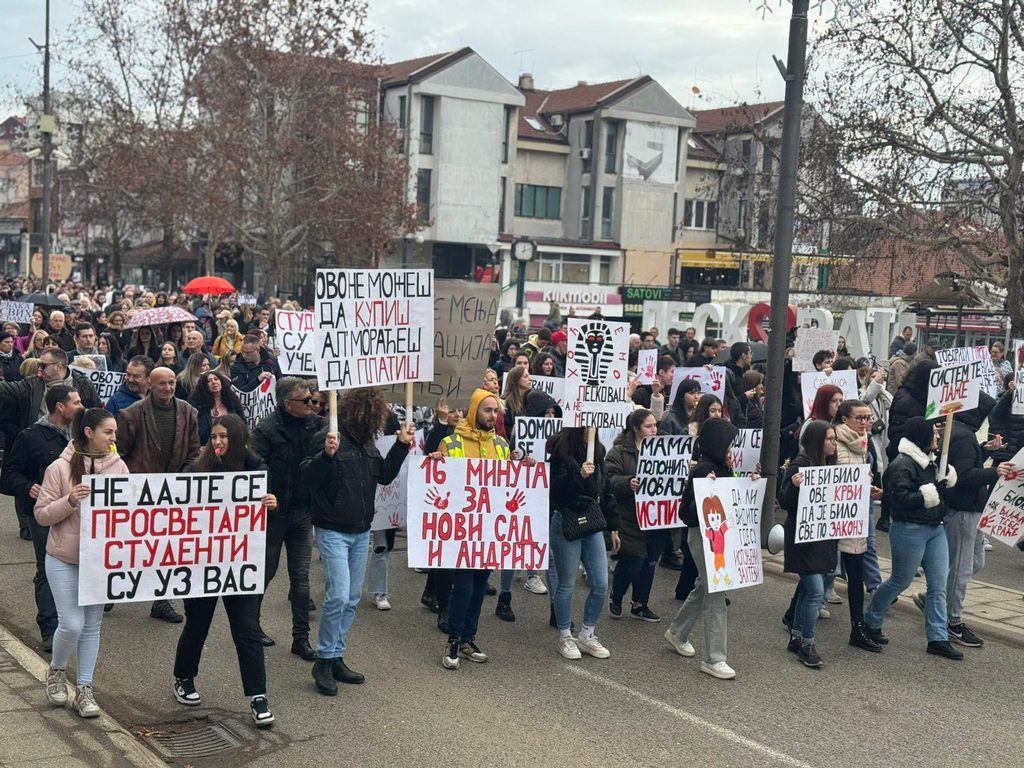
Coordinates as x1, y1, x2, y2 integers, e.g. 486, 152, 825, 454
903, 416, 934, 453
550, 331, 567, 345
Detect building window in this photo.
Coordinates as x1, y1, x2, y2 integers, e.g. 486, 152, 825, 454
514, 184, 561, 219
581, 186, 592, 238
354, 99, 370, 136
416, 168, 431, 222
762, 145, 773, 174
420, 95, 435, 155
398, 95, 407, 129
683, 199, 717, 229
582, 120, 593, 173
499, 179, 506, 232
525, 252, 592, 284
502, 106, 513, 163
604, 120, 619, 174
741, 138, 752, 163
737, 199, 749, 232
599, 255, 613, 284
601, 187, 614, 239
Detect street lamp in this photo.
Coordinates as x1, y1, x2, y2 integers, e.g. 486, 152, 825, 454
512, 237, 535, 325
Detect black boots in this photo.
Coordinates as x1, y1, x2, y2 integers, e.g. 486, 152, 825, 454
312, 659, 337, 696
291, 637, 316, 661
849, 621, 883, 653
331, 658, 365, 684
495, 592, 515, 622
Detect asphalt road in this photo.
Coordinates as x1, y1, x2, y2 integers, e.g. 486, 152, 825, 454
0, 496, 1021, 768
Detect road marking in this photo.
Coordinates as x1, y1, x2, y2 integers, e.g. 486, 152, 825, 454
564, 664, 817, 768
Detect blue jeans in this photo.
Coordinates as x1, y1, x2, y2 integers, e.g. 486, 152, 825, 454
793, 573, 825, 643
863, 511, 882, 591
47, 555, 104, 685
549, 511, 608, 631
499, 569, 538, 593
866, 521, 949, 641
313, 528, 370, 659
367, 529, 395, 595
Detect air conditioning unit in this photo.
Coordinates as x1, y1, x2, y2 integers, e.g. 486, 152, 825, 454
549, 114, 564, 128
735, 228, 746, 240
579, 148, 592, 160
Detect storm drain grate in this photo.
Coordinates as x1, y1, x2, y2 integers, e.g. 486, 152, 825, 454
149, 723, 242, 759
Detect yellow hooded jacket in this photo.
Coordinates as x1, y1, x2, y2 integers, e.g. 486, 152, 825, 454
440, 388, 510, 459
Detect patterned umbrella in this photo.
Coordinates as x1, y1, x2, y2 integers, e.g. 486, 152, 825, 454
182, 276, 237, 295
124, 306, 198, 329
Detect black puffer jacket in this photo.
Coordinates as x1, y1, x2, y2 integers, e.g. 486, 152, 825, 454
679, 418, 737, 527
779, 454, 838, 575
944, 395, 998, 513
886, 361, 936, 461
883, 438, 953, 526
301, 426, 409, 534
988, 389, 1024, 463
1, 419, 69, 513
251, 407, 323, 511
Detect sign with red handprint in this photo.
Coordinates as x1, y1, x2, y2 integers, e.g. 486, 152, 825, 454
407, 457, 550, 570
636, 349, 657, 385
979, 447, 1024, 548
371, 429, 424, 531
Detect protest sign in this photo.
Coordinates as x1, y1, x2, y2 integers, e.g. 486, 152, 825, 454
314, 268, 434, 391
795, 464, 872, 543
801, 370, 859, 418
530, 375, 565, 409
636, 349, 657, 385
387, 280, 499, 408
407, 457, 549, 569
1014, 370, 1024, 416
70, 365, 126, 407
78, 470, 268, 605
979, 449, 1024, 547
1013, 339, 1024, 369
75, 354, 107, 372
371, 430, 424, 531
236, 293, 258, 306
0, 300, 33, 325
925, 361, 982, 419
693, 477, 767, 592
634, 435, 694, 531
936, 346, 998, 399
794, 328, 841, 373
275, 310, 315, 376
668, 366, 726, 407
563, 319, 632, 429
730, 429, 762, 476
233, 377, 277, 431
513, 416, 562, 462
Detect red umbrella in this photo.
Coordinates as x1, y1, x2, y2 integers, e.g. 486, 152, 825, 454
182, 276, 237, 295
124, 306, 198, 329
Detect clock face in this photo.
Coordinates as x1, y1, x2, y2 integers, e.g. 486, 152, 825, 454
513, 240, 535, 261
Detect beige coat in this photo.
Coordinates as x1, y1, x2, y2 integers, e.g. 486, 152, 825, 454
34, 443, 128, 564
834, 422, 869, 554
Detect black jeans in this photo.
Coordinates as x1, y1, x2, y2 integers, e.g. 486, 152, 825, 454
426, 570, 454, 612
260, 505, 312, 639
446, 569, 490, 642
14, 495, 32, 531
841, 551, 865, 625
612, 531, 663, 606
174, 593, 266, 697
28, 514, 57, 640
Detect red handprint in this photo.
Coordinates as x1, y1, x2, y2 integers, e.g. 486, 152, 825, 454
979, 513, 993, 530
709, 370, 723, 392
642, 360, 655, 380
388, 512, 402, 528
506, 490, 526, 513
426, 488, 451, 509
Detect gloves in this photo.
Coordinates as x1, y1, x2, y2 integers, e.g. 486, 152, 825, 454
920, 483, 941, 509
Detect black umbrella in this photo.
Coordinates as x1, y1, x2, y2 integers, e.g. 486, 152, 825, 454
18, 293, 66, 308
712, 341, 768, 365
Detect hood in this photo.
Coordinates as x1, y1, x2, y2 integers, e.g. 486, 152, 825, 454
523, 390, 561, 418
955, 391, 994, 430
903, 416, 936, 454
897, 437, 933, 469
907, 360, 939, 401
57, 441, 125, 472
695, 417, 738, 465
455, 388, 499, 442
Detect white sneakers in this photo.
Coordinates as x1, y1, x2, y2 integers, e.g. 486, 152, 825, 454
557, 636, 582, 660
575, 635, 610, 658
75, 684, 101, 717
373, 593, 392, 611
700, 661, 736, 680
523, 575, 548, 595
664, 629, 695, 657
46, 667, 68, 706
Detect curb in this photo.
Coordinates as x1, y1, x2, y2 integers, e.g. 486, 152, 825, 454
0, 623, 169, 768
763, 558, 1024, 649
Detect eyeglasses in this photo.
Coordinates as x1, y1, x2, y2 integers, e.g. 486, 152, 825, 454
288, 397, 314, 405
825, 436, 838, 443
852, 415, 873, 422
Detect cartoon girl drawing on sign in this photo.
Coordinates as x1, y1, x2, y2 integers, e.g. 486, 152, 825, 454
703, 495, 730, 586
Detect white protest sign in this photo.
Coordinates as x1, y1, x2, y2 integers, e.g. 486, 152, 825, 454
233, 377, 277, 431
730, 429, 762, 476
925, 361, 982, 419
513, 417, 562, 462
1013, 339, 1024, 370
563, 319, 632, 429
795, 464, 872, 543
530, 375, 564, 409
371, 430, 424, 531
636, 349, 658, 385
794, 328, 841, 373
1014, 370, 1024, 416
668, 366, 727, 409
314, 269, 434, 391
407, 457, 549, 570
275, 310, 315, 376
0, 300, 33, 325
78, 471, 268, 605
936, 346, 998, 399
801, 370, 859, 418
979, 449, 1024, 547
634, 435, 694, 530
236, 293, 258, 306
693, 477, 767, 592
70, 365, 126, 407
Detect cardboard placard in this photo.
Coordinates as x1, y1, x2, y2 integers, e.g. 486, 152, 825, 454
513, 416, 562, 462
70, 365, 126, 407
275, 310, 315, 376
692, 477, 767, 592
794, 464, 872, 543
636, 349, 658, 385
800, 370, 859, 419
634, 435, 694, 530
233, 377, 277, 431
979, 449, 1024, 547
562, 319, 632, 429
668, 366, 727, 411
529, 375, 565, 409
794, 328, 841, 373
730, 428, 762, 476
371, 430, 424, 531
925, 361, 982, 419
0, 300, 33, 325
936, 346, 998, 399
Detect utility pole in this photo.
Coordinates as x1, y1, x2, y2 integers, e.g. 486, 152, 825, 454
759, 0, 809, 541
32, 0, 55, 293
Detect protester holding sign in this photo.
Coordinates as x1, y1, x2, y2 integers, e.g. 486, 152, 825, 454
865, 417, 963, 660
886, 360, 936, 461
190, 372, 245, 445
35, 408, 128, 718
778, 420, 839, 668
172, 414, 278, 728
231, 335, 281, 392
301, 388, 413, 695
659, 379, 701, 436
606, 410, 662, 622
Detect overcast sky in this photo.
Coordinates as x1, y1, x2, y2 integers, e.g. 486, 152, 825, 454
1, 0, 823, 116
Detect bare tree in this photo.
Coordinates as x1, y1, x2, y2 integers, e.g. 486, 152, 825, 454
808, 0, 1023, 330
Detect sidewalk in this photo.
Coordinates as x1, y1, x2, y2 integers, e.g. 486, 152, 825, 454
763, 552, 1024, 647
0, 623, 167, 768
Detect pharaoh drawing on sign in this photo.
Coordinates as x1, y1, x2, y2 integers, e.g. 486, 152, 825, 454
703, 495, 730, 586
576, 321, 616, 386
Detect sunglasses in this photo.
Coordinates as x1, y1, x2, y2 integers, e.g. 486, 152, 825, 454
288, 397, 314, 405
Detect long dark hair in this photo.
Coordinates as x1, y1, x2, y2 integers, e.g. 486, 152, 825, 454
672, 379, 701, 417
624, 408, 654, 442
546, 426, 606, 464
190, 372, 243, 413
690, 393, 722, 430
193, 414, 249, 472
69, 408, 116, 485
799, 419, 836, 466
530, 352, 556, 376
99, 332, 123, 365
338, 387, 388, 444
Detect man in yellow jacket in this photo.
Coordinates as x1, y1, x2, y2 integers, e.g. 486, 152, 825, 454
437, 388, 510, 669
